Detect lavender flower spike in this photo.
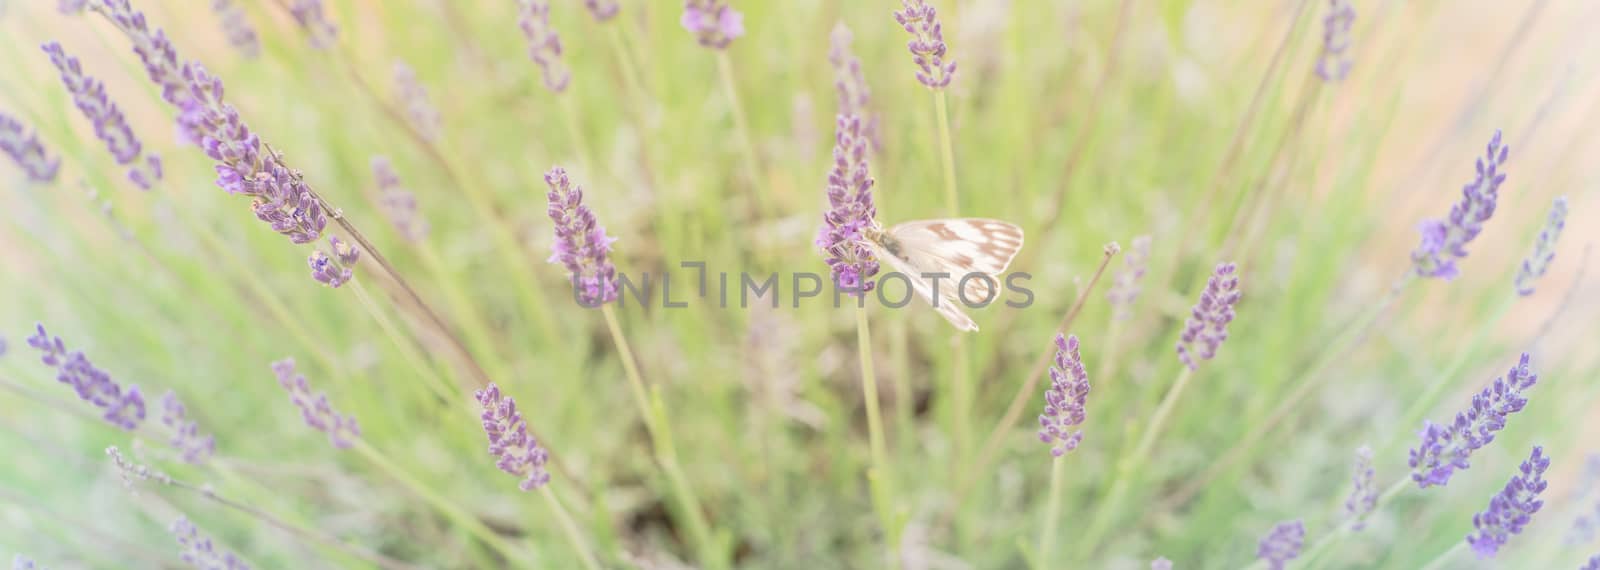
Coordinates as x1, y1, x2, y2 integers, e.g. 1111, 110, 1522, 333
1514, 196, 1568, 296
289, 0, 337, 49
1409, 353, 1537, 488
392, 61, 440, 141
1412, 130, 1509, 279
1038, 334, 1091, 457
210, 0, 259, 58
584, 0, 619, 22
517, 0, 570, 92
476, 383, 552, 491
1107, 235, 1153, 320
1175, 262, 1242, 370
815, 114, 879, 294
308, 236, 359, 288
681, 0, 744, 50
0, 112, 61, 182
829, 23, 880, 152
272, 358, 360, 449
1345, 445, 1377, 530
894, 0, 958, 89
26, 323, 146, 430
1315, 0, 1356, 81
373, 157, 427, 242
1467, 446, 1550, 558
1255, 520, 1305, 570
42, 41, 162, 190
171, 516, 250, 569
546, 167, 619, 307
160, 391, 216, 464
1583, 556, 1600, 570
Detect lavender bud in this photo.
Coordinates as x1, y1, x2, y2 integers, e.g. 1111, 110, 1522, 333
26, 323, 146, 430
517, 0, 570, 93
308, 236, 358, 288
815, 114, 880, 295
1107, 235, 1152, 320
107, 445, 172, 490
392, 61, 441, 141
0, 112, 61, 182
1175, 262, 1242, 370
681, 0, 744, 50
171, 516, 250, 569
372, 157, 428, 242
1411, 130, 1509, 279
1037, 334, 1091, 457
1255, 520, 1305, 570
1344, 445, 1377, 530
893, 0, 957, 89
160, 391, 216, 464
546, 167, 619, 307
1409, 353, 1537, 488
42, 41, 161, 190
584, 0, 619, 22
829, 23, 880, 152
1467, 445, 1550, 558
1514, 196, 1567, 296
475, 383, 552, 491
10, 555, 36, 570
209, 0, 259, 58
272, 358, 360, 449
1314, 0, 1356, 81
289, 0, 337, 49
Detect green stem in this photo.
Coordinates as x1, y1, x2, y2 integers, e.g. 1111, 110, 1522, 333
352, 440, 535, 565
933, 90, 960, 216
1295, 478, 1408, 570
559, 94, 596, 178
416, 241, 512, 384
1037, 457, 1066, 568
1417, 541, 1468, 570
857, 305, 899, 569
717, 50, 770, 220
1077, 367, 1196, 555
349, 278, 458, 403
539, 486, 602, 570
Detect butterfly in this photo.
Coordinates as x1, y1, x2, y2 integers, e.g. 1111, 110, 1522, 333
860, 218, 1025, 331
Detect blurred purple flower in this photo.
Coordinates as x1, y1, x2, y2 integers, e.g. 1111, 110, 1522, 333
272, 357, 360, 449
829, 23, 880, 152
1467, 445, 1550, 558
59, 0, 87, 13
210, 0, 259, 58
1256, 520, 1305, 570
42, 41, 162, 190
87, 1, 203, 143
476, 383, 552, 491
1108, 235, 1152, 320
372, 157, 427, 242
1151, 558, 1172, 570
894, 0, 957, 89
1038, 334, 1091, 457
1411, 130, 1508, 279
546, 166, 618, 307
160, 391, 215, 464
392, 61, 441, 141
0, 112, 61, 182
171, 516, 250, 569
1410, 353, 1537, 488
517, 0, 570, 92
1315, 0, 1355, 81
1514, 196, 1567, 296
816, 114, 879, 295
308, 236, 359, 288
681, 0, 743, 50
1583, 556, 1600, 570
289, 0, 337, 49
26, 323, 146, 430
1175, 262, 1241, 370
1345, 445, 1377, 530
584, 0, 619, 22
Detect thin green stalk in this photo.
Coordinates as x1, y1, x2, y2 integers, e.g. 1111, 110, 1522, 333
717, 51, 771, 220
559, 94, 596, 178
539, 486, 602, 570
1077, 366, 1195, 555
352, 440, 536, 565
1295, 479, 1409, 570
857, 305, 899, 569
415, 241, 512, 383
1416, 541, 1468, 570
933, 90, 960, 216
349, 278, 458, 403
1383, 293, 1517, 457
1037, 457, 1066, 568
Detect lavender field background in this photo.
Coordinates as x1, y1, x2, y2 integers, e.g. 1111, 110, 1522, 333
3, 0, 1600, 568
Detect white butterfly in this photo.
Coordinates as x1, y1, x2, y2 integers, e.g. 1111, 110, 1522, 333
860, 218, 1025, 332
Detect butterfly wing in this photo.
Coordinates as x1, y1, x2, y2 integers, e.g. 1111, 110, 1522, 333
865, 240, 980, 332
888, 218, 1024, 308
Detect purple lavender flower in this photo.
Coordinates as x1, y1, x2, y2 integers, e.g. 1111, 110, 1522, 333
1108, 235, 1152, 320
372, 157, 427, 242
210, 0, 259, 58
42, 41, 162, 190
1345, 445, 1377, 530
160, 391, 215, 464
171, 516, 250, 569
1255, 520, 1305, 570
0, 112, 61, 182
517, 0, 570, 92
1467, 445, 1550, 558
1151, 558, 1172, 570
272, 358, 360, 449
59, 0, 87, 13
476, 383, 552, 491
815, 114, 879, 294
87, 1, 198, 140
1412, 130, 1509, 279
1175, 262, 1241, 370
1315, 0, 1356, 81
584, 0, 619, 22
308, 236, 359, 288
829, 23, 880, 152
1583, 556, 1600, 570
1409, 353, 1537, 488
1514, 196, 1567, 296
1037, 334, 1091, 457
546, 166, 618, 307
26, 323, 146, 430
894, 0, 957, 89
681, 0, 744, 50
289, 0, 337, 49
392, 61, 441, 141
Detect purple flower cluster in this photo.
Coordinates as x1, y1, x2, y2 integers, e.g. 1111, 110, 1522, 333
1467, 446, 1549, 558
476, 383, 552, 491
1107, 235, 1152, 320
584, 0, 619, 22
1255, 520, 1305, 570
42, 41, 163, 190
372, 157, 427, 242
0, 113, 59, 182
88, 1, 197, 137
289, 0, 337, 49
160, 391, 215, 464
1514, 196, 1568, 296
1344, 445, 1377, 530
308, 236, 359, 288
1038, 334, 1091, 457
816, 114, 879, 294
681, 0, 744, 50
546, 167, 619, 307
1150, 558, 1172, 570
1584, 556, 1600, 570
171, 516, 250, 570
209, 0, 259, 58
893, 0, 957, 89
828, 23, 880, 152
272, 358, 360, 449
11, 555, 36, 570
26, 324, 146, 431
1412, 130, 1509, 279
1175, 263, 1241, 370
517, 0, 570, 93
1315, 0, 1356, 81
392, 61, 441, 141
1409, 353, 1537, 488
